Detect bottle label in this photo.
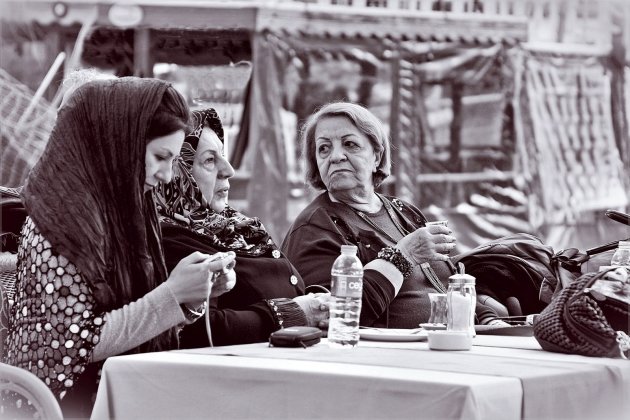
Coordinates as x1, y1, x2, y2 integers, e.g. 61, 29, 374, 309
331, 275, 363, 298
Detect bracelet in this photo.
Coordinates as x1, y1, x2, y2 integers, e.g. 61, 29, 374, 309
377, 246, 413, 279
266, 298, 308, 330
181, 302, 206, 323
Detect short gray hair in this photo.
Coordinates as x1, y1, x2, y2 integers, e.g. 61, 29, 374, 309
300, 102, 391, 190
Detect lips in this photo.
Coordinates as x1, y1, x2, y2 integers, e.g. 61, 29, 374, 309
330, 169, 351, 176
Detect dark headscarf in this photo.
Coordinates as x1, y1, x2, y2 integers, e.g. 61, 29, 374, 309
156, 109, 278, 256
22, 77, 171, 316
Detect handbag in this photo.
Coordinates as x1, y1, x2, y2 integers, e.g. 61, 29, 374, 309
533, 267, 630, 358
542, 247, 590, 304
452, 233, 556, 315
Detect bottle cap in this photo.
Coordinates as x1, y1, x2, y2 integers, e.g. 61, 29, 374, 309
340, 245, 358, 254
448, 273, 475, 285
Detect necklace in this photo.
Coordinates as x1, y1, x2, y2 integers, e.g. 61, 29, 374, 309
353, 194, 410, 244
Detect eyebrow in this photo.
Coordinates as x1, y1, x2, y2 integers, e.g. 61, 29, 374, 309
200, 148, 220, 156
316, 134, 357, 141
158, 149, 175, 158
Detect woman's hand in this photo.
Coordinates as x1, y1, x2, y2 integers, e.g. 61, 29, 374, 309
396, 224, 456, 264
209, 252, 237, 298
293, 293, 332, 329
166, 251, 236, 305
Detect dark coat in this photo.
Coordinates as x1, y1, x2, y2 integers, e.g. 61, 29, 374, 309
161, 223, 304, 346
281, 192, 459, 328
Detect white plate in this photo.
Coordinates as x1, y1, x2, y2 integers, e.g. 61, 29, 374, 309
359, 328, 428, 342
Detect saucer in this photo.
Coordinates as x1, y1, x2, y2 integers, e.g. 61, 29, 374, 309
359, 328, 428, 342
419, 323, 447, 331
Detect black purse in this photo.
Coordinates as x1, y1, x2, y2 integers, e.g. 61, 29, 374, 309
534, 267, 630, 358
269, 326, 322, 348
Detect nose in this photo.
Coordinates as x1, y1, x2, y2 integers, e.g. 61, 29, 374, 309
329, 143, 346, 163
156, 162, 174, 184
218, 156, 235, 179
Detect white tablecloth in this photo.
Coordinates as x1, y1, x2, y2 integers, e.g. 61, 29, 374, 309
91, 336, 630, 420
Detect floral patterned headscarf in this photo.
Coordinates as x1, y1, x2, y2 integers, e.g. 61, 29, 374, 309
155, 108, 278, 257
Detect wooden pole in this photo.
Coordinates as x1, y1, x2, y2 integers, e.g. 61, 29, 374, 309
16, 52, 65, 131
134, 28, 153, 77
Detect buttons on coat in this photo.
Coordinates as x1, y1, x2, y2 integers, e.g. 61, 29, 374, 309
290, 275, 298, 285
272, 250, 281, 259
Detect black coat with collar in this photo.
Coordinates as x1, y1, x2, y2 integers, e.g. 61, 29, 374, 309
161, 223, 305, 347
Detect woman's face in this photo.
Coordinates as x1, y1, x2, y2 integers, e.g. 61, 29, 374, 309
314, 115, 380, 195
192, 127, 235, 212
145, 130, 185, 192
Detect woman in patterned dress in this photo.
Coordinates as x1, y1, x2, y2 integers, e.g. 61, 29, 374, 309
1, 78, 235, 418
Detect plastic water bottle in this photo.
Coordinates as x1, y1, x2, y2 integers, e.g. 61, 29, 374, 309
611, 241, 630, 267
328, 245, 363, 348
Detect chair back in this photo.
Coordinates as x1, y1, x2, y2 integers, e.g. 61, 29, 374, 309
1, 281, 8, 357
0, 186, 26, 253
0, 363, 63, 420
0, 185, 24, 306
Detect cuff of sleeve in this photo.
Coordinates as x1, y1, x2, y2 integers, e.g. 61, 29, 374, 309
266, 298, 308, 330
161, 282, 188, 325
364, 259, 404, 295
377, 246, 413, 279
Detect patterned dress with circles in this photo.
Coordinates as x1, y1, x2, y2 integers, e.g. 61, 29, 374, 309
2, 217, 104, 402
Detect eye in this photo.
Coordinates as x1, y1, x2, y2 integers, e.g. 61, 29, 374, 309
205, 156, 215, 165
155, 154, 168, 162
344, 140, 360, 150
317, 144, 330, 155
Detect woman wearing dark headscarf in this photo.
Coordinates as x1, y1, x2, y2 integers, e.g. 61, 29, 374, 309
2, 78, 235, 417
156, 109, 330, 347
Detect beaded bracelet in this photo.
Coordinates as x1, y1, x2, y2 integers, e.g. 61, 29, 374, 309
377, 246, 413, 279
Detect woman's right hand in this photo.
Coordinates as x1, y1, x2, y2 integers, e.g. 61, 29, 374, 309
396, 224, 456, 264
293, 293, 332, 329
166, 251, 236, 305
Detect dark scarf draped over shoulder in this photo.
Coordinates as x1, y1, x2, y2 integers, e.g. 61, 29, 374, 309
22, 77, 170, 321
155, 108, 278, 256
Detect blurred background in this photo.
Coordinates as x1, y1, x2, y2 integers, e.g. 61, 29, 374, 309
1, 0, 629, 253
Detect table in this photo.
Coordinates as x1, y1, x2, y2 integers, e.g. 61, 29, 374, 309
91, 336, 630, 420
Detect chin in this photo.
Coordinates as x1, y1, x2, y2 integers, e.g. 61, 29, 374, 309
326, 180, 358, 194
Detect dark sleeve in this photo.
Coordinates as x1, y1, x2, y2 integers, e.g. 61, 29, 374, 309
180, 301, 276, 347
281, 222, 396, 326
475, 301, 499, 325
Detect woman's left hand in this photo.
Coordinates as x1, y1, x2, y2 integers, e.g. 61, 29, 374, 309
396, 224, 456, 264
209, 252, 237, 298
293, 293, 332, 329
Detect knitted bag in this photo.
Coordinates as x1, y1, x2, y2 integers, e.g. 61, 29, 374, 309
534, 267, 630, 358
